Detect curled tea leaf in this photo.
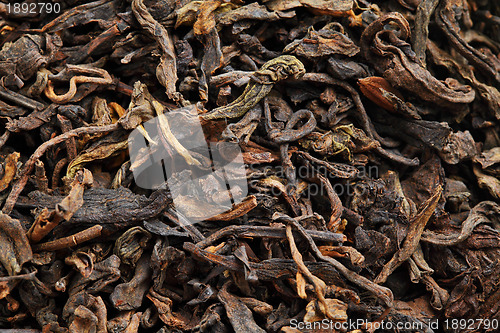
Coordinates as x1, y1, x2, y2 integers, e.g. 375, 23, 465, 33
0, 212, 32, 276
360, 13, 475, 108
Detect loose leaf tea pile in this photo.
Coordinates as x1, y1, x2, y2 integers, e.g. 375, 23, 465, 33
0, 0, 499, 332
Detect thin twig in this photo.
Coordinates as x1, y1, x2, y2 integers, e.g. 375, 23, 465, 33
32, 225, 103, 252
275, 213, 394, 308
44, 65, 113, 104
0, 86, 46, 110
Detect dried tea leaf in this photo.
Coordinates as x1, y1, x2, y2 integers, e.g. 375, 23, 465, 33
114, 227, 152, 267
0, 35, 48, 81
436, 0, 500, 83
375, 185, 442, 284
474, 147, 500, 170
193, 1, 221, 36
0, 152, 19, 193
217, 3, 293, 26
0, 212, 33, 275
303, 298, 347, 322
132, 0, 179, 100
426, 40, 500, 120
299, 0, 353, 16
64, 292, 107, 333
422, 201, 500, 246
27, 169, 93, 243
265, 0, 353, 14
66, 134, 128, 179
411, 0, 439, 65
119, 82, 156, 130
284, 22, 359, 58
473, 166, 500, 200
110, 256, 152, 311
218, 285, 266, 333
147, 289, 190, 329
361, 13, 475, 108
194, 1, 224, 100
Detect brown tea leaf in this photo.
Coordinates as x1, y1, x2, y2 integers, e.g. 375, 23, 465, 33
0, 152, 19, 193
437, 0, 500, 84
132, 0, 179, 101
284, 22, 359, 58
0, 212, 32, 276
375, 185, 442, 284
361, 13, 475, 108
473, 166, 500, 200
27, 169, 93, 243
66, 135, 128, 179
218, 283, 266, 333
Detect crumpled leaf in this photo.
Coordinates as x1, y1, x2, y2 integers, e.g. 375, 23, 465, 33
436, 0, 500, 84
110, 255, 152, 311
0, 212, 33, 276
408, 244, 449, 310
474, 147, 500, 170
355, 226, 391, 266
5, 105, 57, 133
27, 168, 93, 243
472, 142, 499, 199
66, 132, 128, 179
473, 166, 500, 200
300, 0, 353, 16
193, 1, 224, 101
0, 152, 19, 193
65, 251, 95, 279
445, 260, 500, 324
375, 185, 442, 284
68, 254, 121, 296
176, 1, 238, 28
63, 292, 107, 333
299, 124, 377, 161
0, 35, 49, 81
125, 85, 202, 167
303, 298, 347, 322
201, 55, 305, 120
375, 113, 476, 164
358, 76, 421, 119
41, 0, 119, 32
132, 0, 180, 101
217, 2, 295, 26
265, 0, 353, 14
411, 0, 439, 65
218, 284, 266, 333
193, 0, 221, 36
147, 289, 191, 330
114, 226, 151, 267
360, 12, 475, 108
119, 81, 156, 130
284, 22, 359, 58
427, 40, 500, 120
56, 169, 93, 220
422, 201, 500, 246
402, 155, 445, 207
438, 130, 477, 164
